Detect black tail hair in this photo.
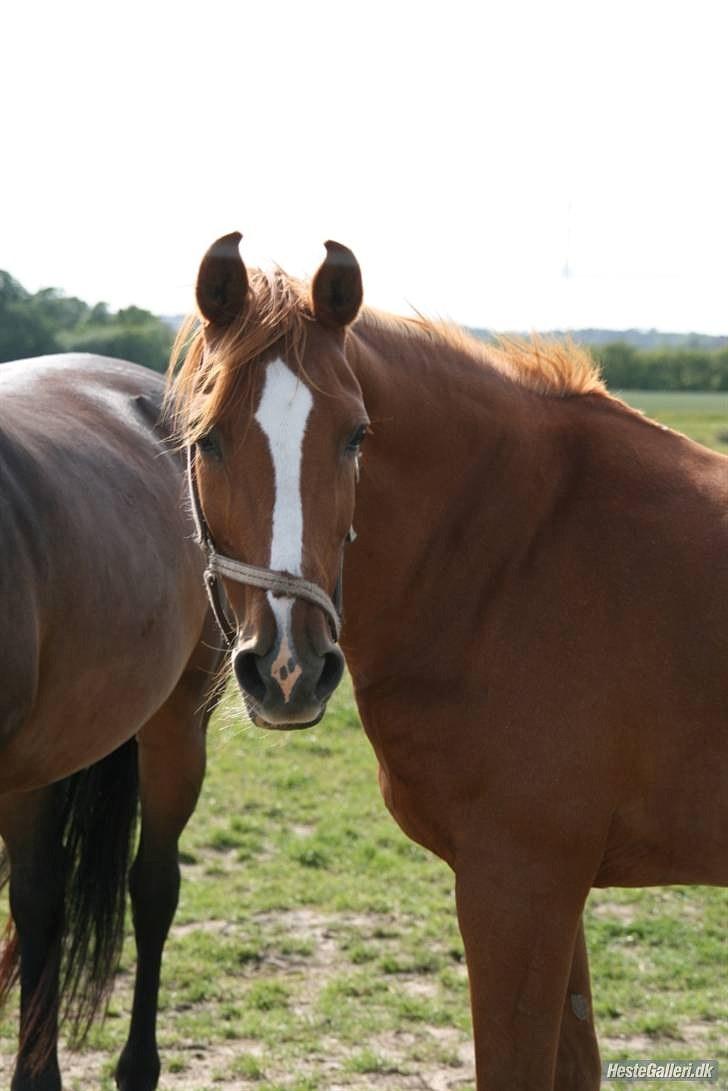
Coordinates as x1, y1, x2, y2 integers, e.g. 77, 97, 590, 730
0, 737, 139, 1069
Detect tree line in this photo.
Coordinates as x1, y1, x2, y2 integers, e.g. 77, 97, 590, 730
593, 341, 728, 391
2, 270, 728, 390
0, 271, 174, 372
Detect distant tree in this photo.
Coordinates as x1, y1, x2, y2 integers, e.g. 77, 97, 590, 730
596, 342, 728, 391
0, 271, 29, 307
716, 350, 728, 391
116, 305, 158, 326
0, 304, 58, 361
31, 287, 89, 331
87, 301, 111, 326
0, 271, 59, 361
61, 322, 173, 373
596, 343, 641, 387
0, 273, 174, 371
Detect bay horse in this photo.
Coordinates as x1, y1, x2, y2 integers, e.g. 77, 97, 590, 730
0, 354, 224, 1091
168, 233, 728, 1091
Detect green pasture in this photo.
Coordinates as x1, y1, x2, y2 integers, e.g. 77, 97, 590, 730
0, 392, 726, 1090
617, 390, 728, 452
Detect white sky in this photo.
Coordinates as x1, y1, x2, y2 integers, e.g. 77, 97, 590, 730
3, 1, 727, 333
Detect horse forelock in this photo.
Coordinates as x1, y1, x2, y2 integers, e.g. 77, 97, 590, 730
166, 268, 311, 443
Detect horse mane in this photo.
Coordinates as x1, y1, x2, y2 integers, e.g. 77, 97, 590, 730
356, 310, 606, 398
167, 269, 606, 441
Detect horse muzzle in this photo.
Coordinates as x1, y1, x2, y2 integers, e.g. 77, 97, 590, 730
232, 641, 344, 729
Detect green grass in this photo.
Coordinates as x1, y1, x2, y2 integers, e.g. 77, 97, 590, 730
617, 389, 728, 451
0, 391, 726, 1089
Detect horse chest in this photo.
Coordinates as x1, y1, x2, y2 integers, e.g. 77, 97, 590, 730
358, 698, 461, 864
375, 761, 456, 864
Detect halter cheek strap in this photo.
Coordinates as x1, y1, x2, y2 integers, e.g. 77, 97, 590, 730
186, 446, 352, 647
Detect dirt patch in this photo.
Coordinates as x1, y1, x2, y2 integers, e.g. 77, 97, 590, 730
589, 901, 638, 924
600, 1033, 664, 1055
21, 908, 474, 1090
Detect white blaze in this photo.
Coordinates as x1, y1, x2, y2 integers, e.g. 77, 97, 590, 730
255, 358, 313, 574
254, 359, 313, 690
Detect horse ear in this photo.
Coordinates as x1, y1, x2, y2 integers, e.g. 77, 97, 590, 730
196, 231, 248, 328
312, 241, 363, 329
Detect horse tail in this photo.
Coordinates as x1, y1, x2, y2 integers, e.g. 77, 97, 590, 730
0, 855, 19, 1002
56, 736, 140, 1044
0, 737, 139, 1067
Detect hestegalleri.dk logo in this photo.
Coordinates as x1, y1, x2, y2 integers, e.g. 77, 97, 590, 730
603, 1060, 719, 1082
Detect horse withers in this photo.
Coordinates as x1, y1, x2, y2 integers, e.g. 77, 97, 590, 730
0, 355, 225, 1091
168, 232, 728, 1091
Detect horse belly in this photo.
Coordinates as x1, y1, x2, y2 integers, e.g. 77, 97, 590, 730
0, 545, 206, 793
0, 616, 197, 792
596, 764, 728, 887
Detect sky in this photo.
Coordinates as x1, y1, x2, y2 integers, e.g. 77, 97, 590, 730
3, 1, 727, 333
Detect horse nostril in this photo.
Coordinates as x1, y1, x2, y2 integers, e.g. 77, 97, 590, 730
316, 649, 344, 701
233, 651, 267, 704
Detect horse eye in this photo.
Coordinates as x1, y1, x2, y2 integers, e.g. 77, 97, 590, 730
196, 430, 222, 459
346, 424, 368, 453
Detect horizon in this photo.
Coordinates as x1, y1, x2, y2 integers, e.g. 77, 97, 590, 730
7, 269, 726, 342
8, 264, 728, 342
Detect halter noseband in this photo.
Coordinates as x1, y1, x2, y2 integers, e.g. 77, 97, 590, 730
186, 446, 353, 647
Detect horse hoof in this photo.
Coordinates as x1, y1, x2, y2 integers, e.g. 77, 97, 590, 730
10, 1067, 62, 1091
115, 1049, 161, 1091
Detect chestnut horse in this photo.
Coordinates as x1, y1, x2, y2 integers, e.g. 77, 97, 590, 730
0, 355, 224, 1091
169, 234, 728, 1091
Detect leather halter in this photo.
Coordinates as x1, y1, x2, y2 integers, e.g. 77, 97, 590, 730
186, 446, 353, 647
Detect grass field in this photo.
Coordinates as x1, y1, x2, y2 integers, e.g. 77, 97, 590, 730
1, 392, 726, 1090
616, 390, 728, 453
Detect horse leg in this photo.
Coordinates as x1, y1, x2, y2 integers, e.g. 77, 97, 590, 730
115, 644, 223, 1091
0, 787, 64, 1091
455, 849, 593, 1091
554, 917, 600, 1091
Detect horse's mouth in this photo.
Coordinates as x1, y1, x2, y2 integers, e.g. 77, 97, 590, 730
242, 694, 326, 731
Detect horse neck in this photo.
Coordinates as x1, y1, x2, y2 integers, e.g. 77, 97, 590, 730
342, 318, 571, 678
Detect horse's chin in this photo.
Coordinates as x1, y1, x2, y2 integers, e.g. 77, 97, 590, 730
243, 695, 326, 731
